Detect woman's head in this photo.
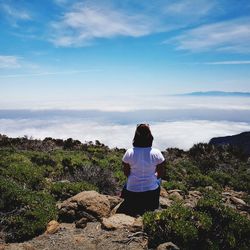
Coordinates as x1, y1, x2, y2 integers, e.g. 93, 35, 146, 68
133, 124, 153, 147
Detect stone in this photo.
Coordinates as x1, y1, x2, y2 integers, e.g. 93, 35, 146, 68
160, 197, 172, 208
169, 191, 183, 201
75, 218, 88, 229
160, 187, 169, 198
101, 214, 136, 230
132, 216, 143, 231
105, 195, 123, 210
58, 191, 111, 222
188, 190, 201, 197
71, 191, 110, 218
231, 197, 246, 206
46, 220, 60, 234
157, 242, 180, 250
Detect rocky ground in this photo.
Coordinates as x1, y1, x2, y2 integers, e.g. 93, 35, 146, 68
1, 222, 148, 250
1, 187, 249, 250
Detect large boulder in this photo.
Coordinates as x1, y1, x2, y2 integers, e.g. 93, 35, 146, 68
58, 191, 111, 222
101, 214, 143, 231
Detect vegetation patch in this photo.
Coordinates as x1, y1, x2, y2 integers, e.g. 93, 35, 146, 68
0, 177, 57, 242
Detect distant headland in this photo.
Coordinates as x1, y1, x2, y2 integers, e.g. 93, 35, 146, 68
176, 91, 250, 97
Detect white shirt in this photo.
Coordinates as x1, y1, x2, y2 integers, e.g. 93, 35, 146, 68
122, 147, 165, 192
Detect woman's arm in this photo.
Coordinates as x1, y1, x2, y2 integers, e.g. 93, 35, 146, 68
155, 160, 166, 179
122, 161, 131, 177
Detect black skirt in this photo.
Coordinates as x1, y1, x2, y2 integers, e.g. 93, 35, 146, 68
117, 185, 160, 217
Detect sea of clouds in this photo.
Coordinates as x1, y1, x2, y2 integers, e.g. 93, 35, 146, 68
0, 96, 250, 150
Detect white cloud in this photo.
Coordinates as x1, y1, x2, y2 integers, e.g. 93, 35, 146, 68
50, 3, 156, 47
1, 3, 31, 21
50, 0, 218, 47
0, 55, 21, 69
169, 17, 250, 53
164, 0, 215, 18
0, 118, 249, 150
0, 69, 102, 78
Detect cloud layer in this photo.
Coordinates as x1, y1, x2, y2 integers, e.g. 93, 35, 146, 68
1, 105, 250, 150
0, 117, 249, 150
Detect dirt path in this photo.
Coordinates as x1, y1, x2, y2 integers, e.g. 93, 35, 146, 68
0, 222, 148, 250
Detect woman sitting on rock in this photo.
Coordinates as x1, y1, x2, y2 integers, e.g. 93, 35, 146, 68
117, 124, 166, 216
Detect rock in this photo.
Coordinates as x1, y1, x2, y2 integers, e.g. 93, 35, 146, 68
184, 190, 202, 208
160, 197, 172, 208
105, 195, 123, 210
58, 191, 111, 222
131, 217, 143, 232
46, 220, 60, 234
188, 190, 201, 197
75, 217, 88, 229
101, 214, 137, 230
205, 186, 213, 190
168, 189, 183, 194
160, 187, 169, 198
168, 191, 183, 201
110, 202, 122, 216
157, 242, 180, 250
231, 197, 246, 206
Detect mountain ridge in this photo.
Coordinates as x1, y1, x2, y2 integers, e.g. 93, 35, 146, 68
178, 91, 250, 97
209, 131, 250, 156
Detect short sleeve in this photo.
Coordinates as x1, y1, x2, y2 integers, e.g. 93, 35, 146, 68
156, 150, 165, 165
122, 149, 131, 164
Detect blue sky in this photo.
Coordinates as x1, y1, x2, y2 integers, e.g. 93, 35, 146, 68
1, 0, 250, 108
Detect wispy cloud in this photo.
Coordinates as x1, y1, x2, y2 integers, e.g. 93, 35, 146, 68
0, 69, 102, 78
205, 60, 250, 65
50, 2, 156, 47
0, 55, 21, 69
169, 17, 250, 53
1, 3, 31, 24
163, 0, 215, 19
49, 0, 218, 47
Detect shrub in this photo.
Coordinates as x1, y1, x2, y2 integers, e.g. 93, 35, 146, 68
196, 191, 250, 249
143, 202, 212, 249
50, 181, 98, 200
187, 173, 220, 190
208, 171, 232, 187
0, 177, 57, 242
0, 162, 45, 190
63, 165, 119, 195
143, 197, 250, 250
162, 181, 188, 194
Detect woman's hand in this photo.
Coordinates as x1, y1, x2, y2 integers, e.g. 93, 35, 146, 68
122, 161, 131, 177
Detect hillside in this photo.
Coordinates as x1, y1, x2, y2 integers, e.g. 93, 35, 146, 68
209, 131, 250, 156
0, 133, 250, 249
180, 91, 250, 97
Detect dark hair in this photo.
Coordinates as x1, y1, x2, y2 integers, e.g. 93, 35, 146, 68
133, 124, 153, 147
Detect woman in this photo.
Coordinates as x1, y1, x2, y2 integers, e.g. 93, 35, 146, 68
117, 124, 166, 216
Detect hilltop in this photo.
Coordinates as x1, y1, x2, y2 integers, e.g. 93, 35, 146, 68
178, 91, 250, 97
0, 133, 250, 249
210, 131, 250, 156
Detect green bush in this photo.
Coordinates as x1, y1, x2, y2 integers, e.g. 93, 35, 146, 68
187, 173, 220, 190
0, 177, 57, 242
196, 191, 250, 249
208, 171, 232, 187
162, 181, 188, 194
0, 162, 45, 190
143, 203, 212, 249
143, 197, 250, 249
50, 181, 98, 200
